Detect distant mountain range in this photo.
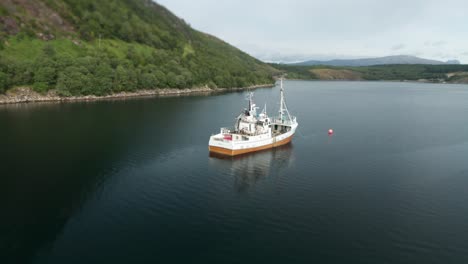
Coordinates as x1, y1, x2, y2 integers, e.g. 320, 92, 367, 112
291, 55, 460, 67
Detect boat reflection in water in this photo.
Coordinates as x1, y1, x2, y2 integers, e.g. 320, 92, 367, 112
209, 143, 295, 192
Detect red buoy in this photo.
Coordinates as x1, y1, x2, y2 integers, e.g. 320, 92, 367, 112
328, 129, 334, 135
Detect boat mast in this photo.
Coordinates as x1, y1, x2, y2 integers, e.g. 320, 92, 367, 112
279, 78, 284, 117
248, 92, 255, 112
279, 78, 292, 122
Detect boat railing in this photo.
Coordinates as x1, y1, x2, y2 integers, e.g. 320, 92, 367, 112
220, 127, 233, 134
271, 117, 296, 126
220, 126, 270, 138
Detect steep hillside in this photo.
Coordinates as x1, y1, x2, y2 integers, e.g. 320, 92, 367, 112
292, 55, 460, 67
0, 0, 277, 95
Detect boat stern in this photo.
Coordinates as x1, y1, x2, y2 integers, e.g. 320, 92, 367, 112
208, 133, 236, 156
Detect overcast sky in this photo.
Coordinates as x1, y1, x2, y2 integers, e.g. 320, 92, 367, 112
156, 0, 468, 63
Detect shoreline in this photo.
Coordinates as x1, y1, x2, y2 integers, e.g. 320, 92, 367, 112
284, 78, 468, 84
0, 84, 274, 105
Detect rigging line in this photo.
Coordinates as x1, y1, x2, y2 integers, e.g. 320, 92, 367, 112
296, 127, 311, 139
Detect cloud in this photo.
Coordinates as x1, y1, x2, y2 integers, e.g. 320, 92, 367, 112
391, 44, 406, 51
424, 40, 447, 47
158, 0, 468, 63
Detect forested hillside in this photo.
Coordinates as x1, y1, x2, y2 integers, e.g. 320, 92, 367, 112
273, 64, 468, 83
0, 0, 277, 96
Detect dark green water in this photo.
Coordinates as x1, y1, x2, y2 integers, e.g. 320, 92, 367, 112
2, 80, 468, 263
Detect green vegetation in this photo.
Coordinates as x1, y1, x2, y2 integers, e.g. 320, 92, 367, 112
271, 64, 319, 80
272, 63, 468, 82
351, 64, 468, 81
0, 0, 277, 96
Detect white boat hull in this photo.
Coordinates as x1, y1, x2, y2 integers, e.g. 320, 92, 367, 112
209, 123, 297, 156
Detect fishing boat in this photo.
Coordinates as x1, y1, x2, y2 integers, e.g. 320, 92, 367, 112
208, 79, 298, 156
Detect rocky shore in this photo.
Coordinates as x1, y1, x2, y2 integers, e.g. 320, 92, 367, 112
0, 84, 274, 105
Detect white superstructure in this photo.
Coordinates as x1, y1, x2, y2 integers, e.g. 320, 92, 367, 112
209, 79, 298, 156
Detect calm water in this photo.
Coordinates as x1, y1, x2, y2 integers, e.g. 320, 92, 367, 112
2, 80, 468, 263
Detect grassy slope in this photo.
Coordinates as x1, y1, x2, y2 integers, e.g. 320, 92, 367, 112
0, 0, 278, 95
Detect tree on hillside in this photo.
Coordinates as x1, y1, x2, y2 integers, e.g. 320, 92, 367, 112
0, 72, 7, 93
56, 66, 91, 96
90, 63, 114, 95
